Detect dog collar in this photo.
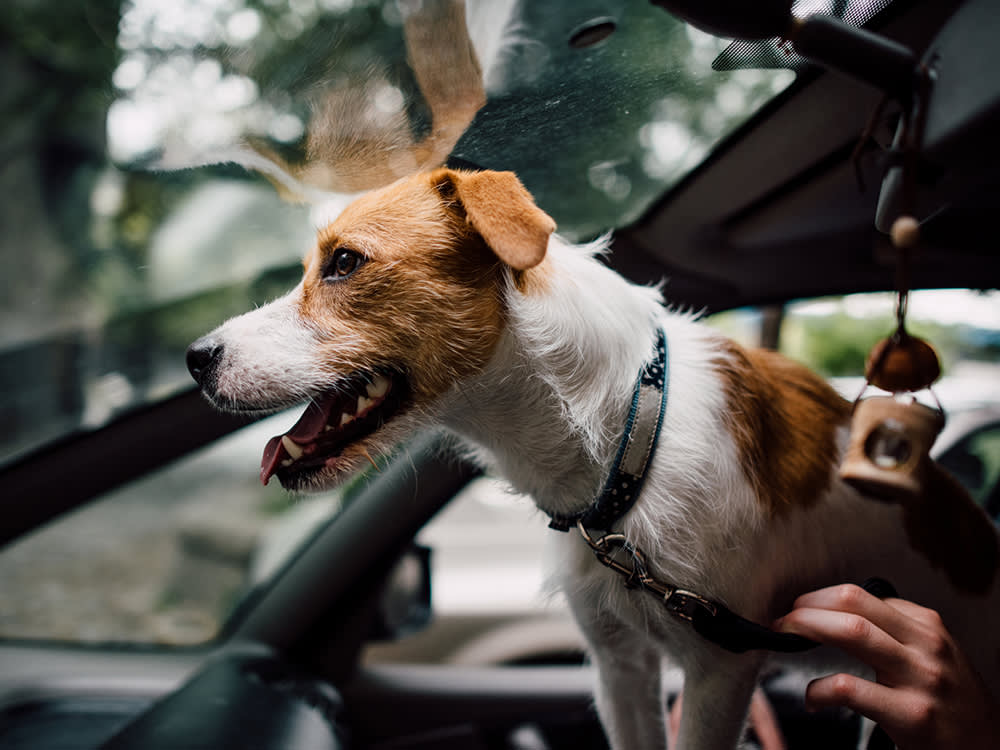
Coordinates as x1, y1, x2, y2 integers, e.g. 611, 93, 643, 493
548, 327, 668, 533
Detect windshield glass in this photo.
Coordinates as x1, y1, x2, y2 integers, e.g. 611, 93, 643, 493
1, 0, 794, 465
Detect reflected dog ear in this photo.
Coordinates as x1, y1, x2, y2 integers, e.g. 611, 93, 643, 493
435, 169, 556, 270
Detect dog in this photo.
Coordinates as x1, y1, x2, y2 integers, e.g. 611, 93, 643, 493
187, 168, 1000, 749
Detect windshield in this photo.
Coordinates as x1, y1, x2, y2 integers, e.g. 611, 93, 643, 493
0, 0, 793, 466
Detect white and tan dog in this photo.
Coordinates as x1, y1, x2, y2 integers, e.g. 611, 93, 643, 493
188, 168, 1000, 749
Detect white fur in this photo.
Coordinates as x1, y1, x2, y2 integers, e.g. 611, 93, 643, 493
199, 233, 1000, 750
198, 283, 327, 413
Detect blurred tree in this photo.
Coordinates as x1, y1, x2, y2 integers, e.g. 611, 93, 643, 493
0, 0, 121, 327
785, 310, 961, 378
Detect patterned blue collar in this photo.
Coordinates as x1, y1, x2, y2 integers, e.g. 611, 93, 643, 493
549, 328, 669, 532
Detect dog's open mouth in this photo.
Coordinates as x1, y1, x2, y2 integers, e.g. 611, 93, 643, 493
260, 371, 408, 486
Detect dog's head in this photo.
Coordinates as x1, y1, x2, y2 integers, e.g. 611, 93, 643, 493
187, 168, 555, 490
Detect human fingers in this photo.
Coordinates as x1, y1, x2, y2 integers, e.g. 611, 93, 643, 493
807, 668, 1000, 750
881, 596, 953, 644
803, 671, 904, 726
779, 587, 973, 693
775, 603, 911, 681
789, 591, 1000, 749
782, 584, 926, 646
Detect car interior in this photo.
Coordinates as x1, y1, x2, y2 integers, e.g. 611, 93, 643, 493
1, 0, 998, 748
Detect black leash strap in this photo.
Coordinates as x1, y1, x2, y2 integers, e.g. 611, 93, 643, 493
580, 521, 898, 655
689, 600, 816, 654
693, 576, 898, 654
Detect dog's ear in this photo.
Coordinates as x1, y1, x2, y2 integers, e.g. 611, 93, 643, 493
437, 169, 555, 270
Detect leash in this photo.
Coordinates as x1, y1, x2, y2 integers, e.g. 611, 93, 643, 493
576, 519, 819, 654
577, 519, 898, 655
546, 327, 895, 655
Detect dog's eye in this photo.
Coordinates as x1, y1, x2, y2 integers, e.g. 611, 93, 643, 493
324, 248, 364, 281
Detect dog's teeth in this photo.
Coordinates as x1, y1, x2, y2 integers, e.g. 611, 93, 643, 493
366, 375, 390, 399
340, 412, 354, 427
324, 424, 334, 432
281, 459, 293, 467
357, 395, 372, 413
281, 435, 304, 460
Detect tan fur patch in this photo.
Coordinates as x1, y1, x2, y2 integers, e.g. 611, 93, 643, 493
300, 171, 509, 404
713, 340, 852, 516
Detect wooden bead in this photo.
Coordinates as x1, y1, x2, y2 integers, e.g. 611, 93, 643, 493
891, 215, 920, 249
865, 334, 941, 392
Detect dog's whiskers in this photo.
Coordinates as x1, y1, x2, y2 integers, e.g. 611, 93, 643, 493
360, 446, 380, 472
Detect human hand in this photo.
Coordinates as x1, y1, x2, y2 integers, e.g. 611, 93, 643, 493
775, 584, 1000, 750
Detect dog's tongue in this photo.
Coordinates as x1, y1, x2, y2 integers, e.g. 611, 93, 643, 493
260, 397, 333, 485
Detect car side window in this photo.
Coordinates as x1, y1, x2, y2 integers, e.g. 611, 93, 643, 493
0, 415, 344, 646
938, 425, 1000, 516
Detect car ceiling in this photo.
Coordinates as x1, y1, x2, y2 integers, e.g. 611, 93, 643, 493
613, 0, 1000, 312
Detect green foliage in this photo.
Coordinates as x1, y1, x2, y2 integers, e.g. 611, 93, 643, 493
782, 309, 962, 378
786, 311, 891, 376
0, 0, 120, 154
708, 298, 996, 381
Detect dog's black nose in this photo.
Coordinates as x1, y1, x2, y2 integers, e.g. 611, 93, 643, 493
186, 338, 224, 387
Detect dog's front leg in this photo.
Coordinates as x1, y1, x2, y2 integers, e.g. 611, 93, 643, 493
568, 598, 669, 750
674, 652, 764, 750
592, 638, 669, 750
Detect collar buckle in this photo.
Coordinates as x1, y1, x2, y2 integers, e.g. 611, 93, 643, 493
663, 588, 718, 622
577, 520, 648, 588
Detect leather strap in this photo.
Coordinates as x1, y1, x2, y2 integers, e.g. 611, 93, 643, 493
690, 603, 817, 654
691, 577, 897, 654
